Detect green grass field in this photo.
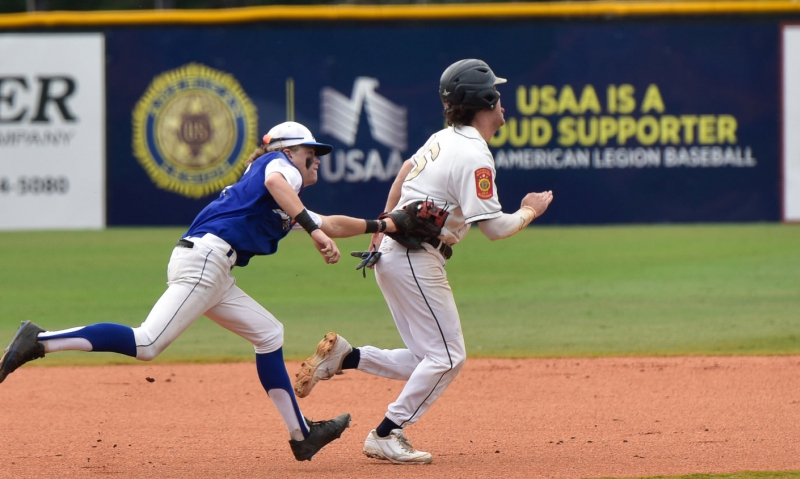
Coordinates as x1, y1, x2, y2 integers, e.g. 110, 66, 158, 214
1, 224, 798, 479
1, 223, 798, 364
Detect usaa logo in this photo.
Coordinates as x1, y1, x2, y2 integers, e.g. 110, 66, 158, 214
319, 77, 407, 183
132, 63, 257, 198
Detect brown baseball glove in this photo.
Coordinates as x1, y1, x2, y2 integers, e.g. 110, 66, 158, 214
378, 200, 449, 250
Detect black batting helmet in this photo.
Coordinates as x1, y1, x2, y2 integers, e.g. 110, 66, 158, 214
439, 59, 507, 113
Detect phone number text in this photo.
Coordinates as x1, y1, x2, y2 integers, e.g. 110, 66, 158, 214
0, 176, 70, 195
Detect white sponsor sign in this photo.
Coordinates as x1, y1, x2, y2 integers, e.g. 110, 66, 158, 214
783, 26, 800, 222
0, 34, 105, 230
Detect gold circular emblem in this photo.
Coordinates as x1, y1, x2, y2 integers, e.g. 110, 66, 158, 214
479, 178, 491, 191
132, 63, 257, 198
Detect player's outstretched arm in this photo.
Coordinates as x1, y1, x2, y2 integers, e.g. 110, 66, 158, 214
336, 159, 415, 274
360, 159, 415, 250
319, 215, 397, 239
478, 190, 554, 241
318, 159, 412, 242
265, 172, 341, 263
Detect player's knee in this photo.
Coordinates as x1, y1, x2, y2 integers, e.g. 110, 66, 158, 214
427, 339, 466, 373
135, 344, 164, 361
428, 353, 465, 375
135, 349, 157, 361
132, 327, 168, 361
446, 342, 467, 374
451, 355, 466, 374
252, 325, 284, 354
440, 353, 465, 374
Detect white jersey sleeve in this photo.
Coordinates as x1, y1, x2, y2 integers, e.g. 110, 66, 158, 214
264, 157, 303, 193
453, 143, 503, 224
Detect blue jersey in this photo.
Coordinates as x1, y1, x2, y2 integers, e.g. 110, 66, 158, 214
185, 152, 304, 267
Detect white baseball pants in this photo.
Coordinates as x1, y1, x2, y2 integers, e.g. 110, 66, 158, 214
134, 234, 284, 359
361, 237, 467, 428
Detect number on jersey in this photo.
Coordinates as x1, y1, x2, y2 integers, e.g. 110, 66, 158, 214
405, 142, 440, 181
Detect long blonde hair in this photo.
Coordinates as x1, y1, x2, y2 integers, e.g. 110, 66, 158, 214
245, 144, 301, 166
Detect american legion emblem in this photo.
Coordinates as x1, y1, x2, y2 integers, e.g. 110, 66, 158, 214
474, 167, 494, 199
132, 63, 257, 198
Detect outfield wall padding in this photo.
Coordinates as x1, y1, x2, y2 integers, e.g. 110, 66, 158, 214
1, 3, 798, 227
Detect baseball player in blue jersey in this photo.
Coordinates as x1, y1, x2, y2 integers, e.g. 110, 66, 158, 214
0, 121, 398, 462
293, 60, 554, 464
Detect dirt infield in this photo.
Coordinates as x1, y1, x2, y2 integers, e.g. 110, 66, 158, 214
1, 356, 799, 479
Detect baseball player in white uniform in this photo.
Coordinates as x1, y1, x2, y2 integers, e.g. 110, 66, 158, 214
294, 59, 554, 464
0, 121, 400, 462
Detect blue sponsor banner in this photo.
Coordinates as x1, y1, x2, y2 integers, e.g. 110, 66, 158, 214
106, 20, 778, 225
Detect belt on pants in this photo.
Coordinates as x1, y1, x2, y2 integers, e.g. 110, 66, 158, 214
426, 237, 453, 260
176, 238, 235, 258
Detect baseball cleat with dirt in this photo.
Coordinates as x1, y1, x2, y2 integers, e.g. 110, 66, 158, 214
294, 332, 352, 398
